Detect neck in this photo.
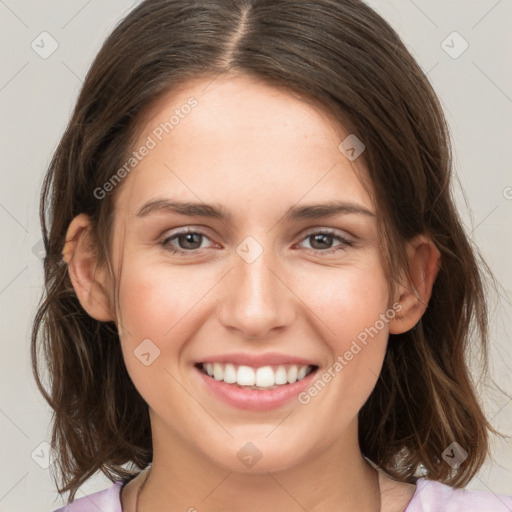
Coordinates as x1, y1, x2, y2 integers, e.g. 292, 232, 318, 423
136, 417, 381, 512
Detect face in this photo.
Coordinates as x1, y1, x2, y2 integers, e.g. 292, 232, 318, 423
109, 73, 395, 473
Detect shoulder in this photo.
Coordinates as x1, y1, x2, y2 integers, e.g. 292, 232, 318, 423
51, 481, 124, 512
406, 477, 512, 512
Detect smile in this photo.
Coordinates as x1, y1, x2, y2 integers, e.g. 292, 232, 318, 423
196, 362, 317, 389
194, 361, 320, 411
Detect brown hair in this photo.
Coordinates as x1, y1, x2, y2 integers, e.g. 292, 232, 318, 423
31, 0, 501, 502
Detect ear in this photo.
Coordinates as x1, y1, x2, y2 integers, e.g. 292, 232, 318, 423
389, 234, 441, 334
62, 213, 115, 322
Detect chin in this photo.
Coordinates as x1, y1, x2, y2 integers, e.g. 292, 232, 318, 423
200, 435, 312, 475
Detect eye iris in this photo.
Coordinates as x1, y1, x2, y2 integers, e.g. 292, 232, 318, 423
178, 232, 202, 250
310, 233, 333, 250
170, 232, 340, 252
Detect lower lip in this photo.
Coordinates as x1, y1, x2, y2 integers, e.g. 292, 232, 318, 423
194, 365, 318, 411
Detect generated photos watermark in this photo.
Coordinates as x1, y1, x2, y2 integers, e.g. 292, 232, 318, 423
93, 97, 198, 200
298, 302, 402, 405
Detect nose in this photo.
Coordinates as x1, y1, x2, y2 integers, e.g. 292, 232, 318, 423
218, 242, 296, 340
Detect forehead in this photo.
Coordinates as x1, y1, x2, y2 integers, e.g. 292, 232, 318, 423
114, 73, 374, 219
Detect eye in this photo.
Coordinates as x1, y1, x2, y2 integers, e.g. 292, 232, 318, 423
159, 227, 354, 257
159, 228, 215, 255
297, 229, 354, 255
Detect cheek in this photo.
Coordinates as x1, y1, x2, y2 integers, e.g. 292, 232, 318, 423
296, 259, 391, 412
114, 260, 197, 374
116, 259, 209, 341
297, 257, 390, 346
114, 259, 216, 414
114, 255, 230, 386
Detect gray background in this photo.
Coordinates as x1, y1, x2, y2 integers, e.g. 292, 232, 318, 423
0, 0, 511, 510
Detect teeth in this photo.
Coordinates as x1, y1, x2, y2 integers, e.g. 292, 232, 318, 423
200, 362, 314, 388
237, 365, 255, 386
256, 366, 274, 387
287, 365, 298, 384
275, 365, 288, 385
213, 362, 224, 381
223, 363, 237, 384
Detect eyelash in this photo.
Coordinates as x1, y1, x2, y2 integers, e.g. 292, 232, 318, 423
158, 228, 355, 257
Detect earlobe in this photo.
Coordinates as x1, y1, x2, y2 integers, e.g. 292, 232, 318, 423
389, 234, 441, 335
62, 213, 115, 322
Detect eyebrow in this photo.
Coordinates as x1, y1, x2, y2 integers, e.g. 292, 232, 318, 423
135, 199, 375, 222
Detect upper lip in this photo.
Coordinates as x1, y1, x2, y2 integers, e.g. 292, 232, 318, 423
196, 352, 318, 367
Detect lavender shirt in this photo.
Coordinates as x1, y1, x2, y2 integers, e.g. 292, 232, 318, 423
52, 477, 512, 511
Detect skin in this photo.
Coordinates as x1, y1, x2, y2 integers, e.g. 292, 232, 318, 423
63, 72, 440, 511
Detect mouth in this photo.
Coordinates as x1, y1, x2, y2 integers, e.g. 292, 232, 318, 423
194, 362, 319, 390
